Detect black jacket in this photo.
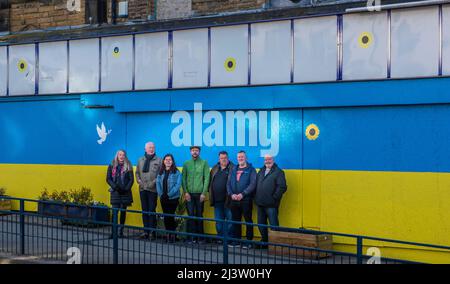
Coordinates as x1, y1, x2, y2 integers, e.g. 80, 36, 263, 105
107, 164, 134, 206
208, 161, 234, 206
255, 164, 287, 208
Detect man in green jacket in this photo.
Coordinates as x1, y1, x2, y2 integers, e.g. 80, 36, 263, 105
182, 146, 210, 243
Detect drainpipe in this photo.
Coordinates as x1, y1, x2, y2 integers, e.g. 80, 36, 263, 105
111, 0, 117, 24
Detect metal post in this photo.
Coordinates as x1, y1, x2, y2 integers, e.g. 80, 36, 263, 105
356, 236, 363, 264
112, 208, 119, 264
19, 199, 25, 255
223, 219, 229, 264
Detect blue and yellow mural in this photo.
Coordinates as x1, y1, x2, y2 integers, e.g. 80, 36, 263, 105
1, 78, 450, 263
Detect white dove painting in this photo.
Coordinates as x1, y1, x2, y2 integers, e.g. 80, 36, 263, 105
96, 122, 112, 145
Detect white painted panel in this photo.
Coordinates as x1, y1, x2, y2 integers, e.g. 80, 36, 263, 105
391, 6, 439, 78
173, 29, 208, 88
294, 16, 337, 83
343, 12, 388, 80
39, 41, 67, 94
443, 5, 450, 75
8, 44, 35, 96
0, 47, 6, 96
211, 25, 248, 86
251, 21, 291, 85
69, 38, 99, 93
135, 32, 169, 90
101, 35, 133, 92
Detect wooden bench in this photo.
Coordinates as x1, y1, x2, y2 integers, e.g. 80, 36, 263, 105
268, 230, 333, 259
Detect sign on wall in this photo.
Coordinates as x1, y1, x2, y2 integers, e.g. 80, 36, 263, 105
8, 44, 36, 96
101, 35, 133, 92
391, 6, 439, 78
343, 12, 388, 80
39, 41, 68, 94
135, 32, 169, 90
251, 21, 291, 85
0, 47, 6, 96
69, 38, 100, 93
294, 16, 337, 83
173, 29, 208, 88
211, 25, 248, 87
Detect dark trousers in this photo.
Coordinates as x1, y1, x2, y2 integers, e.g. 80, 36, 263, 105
112, 203, 127, 234
257, 206, 279, 242
140, 190, 158, 232
213, 202, 233, 237
186, 193, 204, 238
230, 199, 254, 241
161, 198, 179, 232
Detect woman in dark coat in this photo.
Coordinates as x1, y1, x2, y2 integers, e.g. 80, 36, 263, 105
107, 149, 134, 237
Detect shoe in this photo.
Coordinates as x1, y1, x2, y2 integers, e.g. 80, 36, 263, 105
241, 243, 252, 249
227, 242, 240, 248
139, 233, 149, 239
216, 239, 223, 245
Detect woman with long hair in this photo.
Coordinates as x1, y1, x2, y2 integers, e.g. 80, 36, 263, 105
156, 154, 182, 243
106, 149, 134, 237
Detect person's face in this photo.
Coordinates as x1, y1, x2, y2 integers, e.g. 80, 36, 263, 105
237, 153, 246, 166
164, 156, 173, 169
219, 154, 229, 167
264, 156, 274, 169
118, 151, 125, 163
145, 143, 155, 155
191, 148, 200, 159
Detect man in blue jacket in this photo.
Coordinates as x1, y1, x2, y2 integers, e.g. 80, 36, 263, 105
227, 150, 256, 249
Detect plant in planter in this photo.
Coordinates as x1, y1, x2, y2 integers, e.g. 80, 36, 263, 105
0, 187, 12, 214
37, 187, 110, 226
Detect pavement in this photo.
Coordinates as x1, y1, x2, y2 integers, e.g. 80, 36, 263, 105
0, 213, 361, 264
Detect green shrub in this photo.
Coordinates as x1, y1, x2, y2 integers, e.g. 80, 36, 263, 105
38, 187, 101, 207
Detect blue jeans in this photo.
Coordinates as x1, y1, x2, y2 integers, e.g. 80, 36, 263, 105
213, 202, 232, 237
257, 207, 279, 243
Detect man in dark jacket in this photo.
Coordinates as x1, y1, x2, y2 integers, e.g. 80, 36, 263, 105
255, 155, 287, 245
227, 150, 256, 249
136, 142, 162, 239
209, 151, 234, 242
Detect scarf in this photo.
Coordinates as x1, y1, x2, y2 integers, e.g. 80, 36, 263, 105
142, 153, 155, 173
112, 163, 126, 184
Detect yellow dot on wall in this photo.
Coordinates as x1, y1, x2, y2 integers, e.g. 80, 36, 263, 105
17, 59, 28, 73
112, 46, 121, 58
358, 32, 373, 49
224, 57, 236, 72
305, 124, 320, 141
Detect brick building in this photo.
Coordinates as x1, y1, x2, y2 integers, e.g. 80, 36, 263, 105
0, 0, 364, 34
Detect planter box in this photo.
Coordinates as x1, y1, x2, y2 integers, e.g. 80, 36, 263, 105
38, 202, 66, 217
268, 230, 333, 259
0, 198, 12, 215
38, 202, 110, 226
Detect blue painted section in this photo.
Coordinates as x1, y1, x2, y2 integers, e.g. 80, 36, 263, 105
304, 104, 450, 172
0, 98, 302, 169
70, 77, 450, 112
2, 79, 450, 172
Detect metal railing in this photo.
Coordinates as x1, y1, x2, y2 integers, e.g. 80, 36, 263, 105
1, 196, 449, 264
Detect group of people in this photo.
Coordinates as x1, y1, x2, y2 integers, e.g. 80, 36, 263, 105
106, 142, 287, 248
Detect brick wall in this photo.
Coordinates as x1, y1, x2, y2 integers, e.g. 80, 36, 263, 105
10, 0, 86, 32
192, 0, 266, 15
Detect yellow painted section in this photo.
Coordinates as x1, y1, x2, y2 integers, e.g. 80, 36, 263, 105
1, 164, 450, 263
0, 164, 302, 237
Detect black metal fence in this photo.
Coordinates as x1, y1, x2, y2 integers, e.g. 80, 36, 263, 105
1, 197, 449, 264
